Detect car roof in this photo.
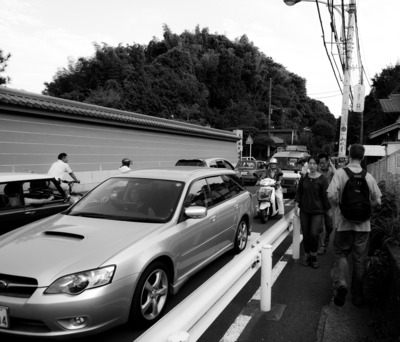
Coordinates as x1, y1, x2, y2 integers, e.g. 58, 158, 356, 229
273, 151, 310, 158
112, 167, 236, 182
0, 172, 55, 183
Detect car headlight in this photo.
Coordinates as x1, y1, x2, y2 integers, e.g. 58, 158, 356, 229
44, 265, 116, 295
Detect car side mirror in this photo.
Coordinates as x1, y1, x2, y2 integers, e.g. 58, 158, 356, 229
185, 206, 207, 219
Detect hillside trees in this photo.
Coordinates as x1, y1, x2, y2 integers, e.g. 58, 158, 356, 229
0, 49, 11, 85
43, 25, 337, 155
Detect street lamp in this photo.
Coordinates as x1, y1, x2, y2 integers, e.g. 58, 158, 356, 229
283, 0, 356, 158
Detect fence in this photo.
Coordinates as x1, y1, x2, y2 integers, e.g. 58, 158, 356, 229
367, 150, 400, 208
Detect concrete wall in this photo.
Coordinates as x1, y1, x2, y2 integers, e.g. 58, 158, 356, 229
0, 113, 238, 191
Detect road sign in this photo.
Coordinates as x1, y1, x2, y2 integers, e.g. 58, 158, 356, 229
353, 84, 365, 112
246, 135, 253, 145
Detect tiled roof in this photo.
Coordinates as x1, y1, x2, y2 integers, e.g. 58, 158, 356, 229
380, 94, 400, 113
0, 87, 237, 141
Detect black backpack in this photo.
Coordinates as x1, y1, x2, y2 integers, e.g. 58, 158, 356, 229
339, 167, 371, 223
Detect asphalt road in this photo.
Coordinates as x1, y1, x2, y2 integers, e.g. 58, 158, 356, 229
3, 186, 295, 342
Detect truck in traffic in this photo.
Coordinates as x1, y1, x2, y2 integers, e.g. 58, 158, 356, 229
272, 145, 310, 196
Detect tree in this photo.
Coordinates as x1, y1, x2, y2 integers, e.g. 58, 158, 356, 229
43, 25, 337, 150
0, 49, 11, 85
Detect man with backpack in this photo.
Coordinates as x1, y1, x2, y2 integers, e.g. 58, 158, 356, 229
327, 144, 382, 307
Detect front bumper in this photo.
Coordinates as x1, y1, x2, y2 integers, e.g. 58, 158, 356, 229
0, 274, 136, 339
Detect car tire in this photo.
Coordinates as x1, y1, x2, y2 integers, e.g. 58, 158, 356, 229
130, 261, 170, 327
233, 218, 248, 254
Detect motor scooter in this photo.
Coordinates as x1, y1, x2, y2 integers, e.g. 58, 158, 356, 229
255, 177, 279, 223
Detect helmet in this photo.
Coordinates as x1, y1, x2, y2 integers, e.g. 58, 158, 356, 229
122, 158, 132, 166
269, 157, 278, 164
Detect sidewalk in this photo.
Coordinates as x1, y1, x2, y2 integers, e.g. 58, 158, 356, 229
257, 242, 373, 342
200, 236, 374, 342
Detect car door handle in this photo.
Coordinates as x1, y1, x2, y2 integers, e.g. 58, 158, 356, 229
209, 215, 216, 222
25, 211, 36, 215
234, 204, 239, 210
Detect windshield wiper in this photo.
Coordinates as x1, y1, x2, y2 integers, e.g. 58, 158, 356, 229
69, 212, 111, 219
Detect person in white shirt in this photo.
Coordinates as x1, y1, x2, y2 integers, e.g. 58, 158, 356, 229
48, 153, 80, 192
119, 158, 132, 173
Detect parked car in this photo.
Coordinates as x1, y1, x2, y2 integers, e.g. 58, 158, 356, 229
235, 159, 268, 185
0, 167, 253, 339
0, 172, 76, 234
175, 157, 243, 184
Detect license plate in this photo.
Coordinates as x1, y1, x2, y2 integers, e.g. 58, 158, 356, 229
241, 171, 248, 175
282, 188, 287, 193
0, 306, 9, 329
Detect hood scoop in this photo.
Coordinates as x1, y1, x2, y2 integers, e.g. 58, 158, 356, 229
43, 231, 84, 241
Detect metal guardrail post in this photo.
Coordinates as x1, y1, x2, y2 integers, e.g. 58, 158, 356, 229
260, 244, 273, 312
292, 214, 301, 260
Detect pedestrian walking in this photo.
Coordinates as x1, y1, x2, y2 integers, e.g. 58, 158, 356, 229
48, 153, 80, 192
327, 144, 382, 307
119, 158, 132, 173
317, 153, 336, 254
294, 156, 331, 269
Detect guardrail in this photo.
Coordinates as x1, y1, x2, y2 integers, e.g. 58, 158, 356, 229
135, 209, 301, 342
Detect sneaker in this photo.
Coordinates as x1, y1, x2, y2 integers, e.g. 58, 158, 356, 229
334, 286, 348, 306
275, 214, 283, 219
310, 256, 319, 269
317, 246, 326, 255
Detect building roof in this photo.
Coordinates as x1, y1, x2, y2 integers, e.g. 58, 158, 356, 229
379, 94, 400, 113
0, 87, 238, 141
369, 122, 400, 140
271, 135, 285, 144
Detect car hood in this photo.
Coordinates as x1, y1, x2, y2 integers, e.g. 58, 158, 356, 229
0, 214, 163, 285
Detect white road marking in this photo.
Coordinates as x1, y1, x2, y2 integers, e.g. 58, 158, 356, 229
219, 245, 293, 342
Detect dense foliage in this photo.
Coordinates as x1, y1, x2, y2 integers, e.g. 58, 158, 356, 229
351, 64, 400, 145
43, 25, 336, 158
0, 49, 11, 85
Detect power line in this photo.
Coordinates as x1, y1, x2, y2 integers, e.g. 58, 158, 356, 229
314, 0, 343, 95
308, 90, 342, 95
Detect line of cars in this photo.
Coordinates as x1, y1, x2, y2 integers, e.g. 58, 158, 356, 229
0, 164, 254, 338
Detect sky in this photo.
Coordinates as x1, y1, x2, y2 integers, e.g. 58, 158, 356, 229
1, 0, 399, 118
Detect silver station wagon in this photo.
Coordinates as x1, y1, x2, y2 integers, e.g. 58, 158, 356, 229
0, 167, 253, 339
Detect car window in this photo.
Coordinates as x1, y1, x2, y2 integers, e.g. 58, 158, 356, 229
0, 182, 23, 209
222, 175, 244, 199
207, 176, 229, 206
69, 178, 183, 223
237, 161, 256, 168
22, 180, 65, 206
175, 160, 206, 167
184, 179, 211, 208
222, 160, 234, 170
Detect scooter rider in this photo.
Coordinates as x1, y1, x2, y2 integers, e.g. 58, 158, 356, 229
257, 158, 284, 219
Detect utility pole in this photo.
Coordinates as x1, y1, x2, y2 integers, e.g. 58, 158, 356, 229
267, 78, 272, 158
338, 0, 356, 157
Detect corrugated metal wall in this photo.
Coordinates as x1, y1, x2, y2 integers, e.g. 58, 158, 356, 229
0, 113, 238, 191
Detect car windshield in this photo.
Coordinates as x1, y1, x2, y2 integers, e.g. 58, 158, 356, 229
175, 160, 205, 166
236, 161, 256, 169
275, 157, 301, 171
68, 178, 184, 223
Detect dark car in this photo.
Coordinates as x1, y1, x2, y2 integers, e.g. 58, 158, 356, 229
0, 172, 75, 234
235, 160, 267, 185
175, 158, 243, 184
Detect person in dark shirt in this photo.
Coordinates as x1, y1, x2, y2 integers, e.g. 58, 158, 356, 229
317, 153, 336, 254
294, 156, 331, 269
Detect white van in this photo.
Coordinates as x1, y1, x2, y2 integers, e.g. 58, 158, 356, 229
272, 146, 310, 196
